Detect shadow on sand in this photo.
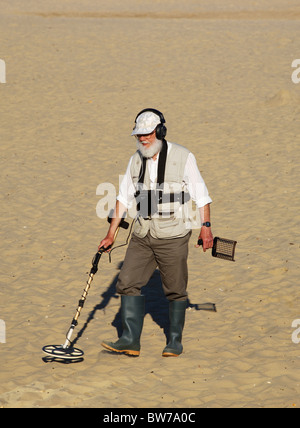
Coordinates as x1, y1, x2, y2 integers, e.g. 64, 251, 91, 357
42, 262, 216, 363
71, 262, 216, 348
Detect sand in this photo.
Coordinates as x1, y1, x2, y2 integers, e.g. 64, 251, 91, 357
0, 0, 300, 408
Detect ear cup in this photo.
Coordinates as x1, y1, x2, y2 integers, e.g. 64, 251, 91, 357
155, 123, 167, 140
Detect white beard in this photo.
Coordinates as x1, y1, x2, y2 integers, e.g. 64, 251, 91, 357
136, 138, 162, 159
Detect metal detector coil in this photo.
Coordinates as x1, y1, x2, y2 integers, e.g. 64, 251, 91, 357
42, 344, 84, 360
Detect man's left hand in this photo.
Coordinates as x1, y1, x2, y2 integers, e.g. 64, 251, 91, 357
196, 227, 214, 252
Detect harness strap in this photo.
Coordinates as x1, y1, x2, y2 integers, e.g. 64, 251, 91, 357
157, 139, 168, 187
138, 156, 147, 186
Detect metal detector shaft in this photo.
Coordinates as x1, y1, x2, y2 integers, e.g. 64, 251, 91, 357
62, 219, 127, 349
62, 250, 103, 349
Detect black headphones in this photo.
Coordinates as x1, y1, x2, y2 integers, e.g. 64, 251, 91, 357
134, 108, 167, 140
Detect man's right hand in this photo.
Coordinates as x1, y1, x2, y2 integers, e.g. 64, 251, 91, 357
98, 235, 115, 252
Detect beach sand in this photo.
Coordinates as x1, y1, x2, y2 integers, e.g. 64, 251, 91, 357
0, 0, 300, 408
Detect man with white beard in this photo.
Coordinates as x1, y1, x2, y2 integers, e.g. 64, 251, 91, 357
99, 108, 213, 357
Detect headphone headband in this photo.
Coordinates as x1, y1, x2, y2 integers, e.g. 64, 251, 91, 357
135, 108, 165, 124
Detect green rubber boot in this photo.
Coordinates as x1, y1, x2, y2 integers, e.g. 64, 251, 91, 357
101, 295, 145, 356
162, 300, 187, 357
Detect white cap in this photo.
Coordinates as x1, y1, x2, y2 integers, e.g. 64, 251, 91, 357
131, 111, 161, 136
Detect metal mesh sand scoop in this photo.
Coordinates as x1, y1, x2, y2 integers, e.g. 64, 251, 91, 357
198, 236, 237, 261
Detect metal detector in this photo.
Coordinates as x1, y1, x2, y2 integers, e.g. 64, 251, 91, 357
42, 217, 129, 361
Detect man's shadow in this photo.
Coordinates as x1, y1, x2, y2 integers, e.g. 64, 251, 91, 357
72, 262, 216, 347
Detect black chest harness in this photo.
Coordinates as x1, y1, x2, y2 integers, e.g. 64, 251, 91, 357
134, 140, 190, 219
